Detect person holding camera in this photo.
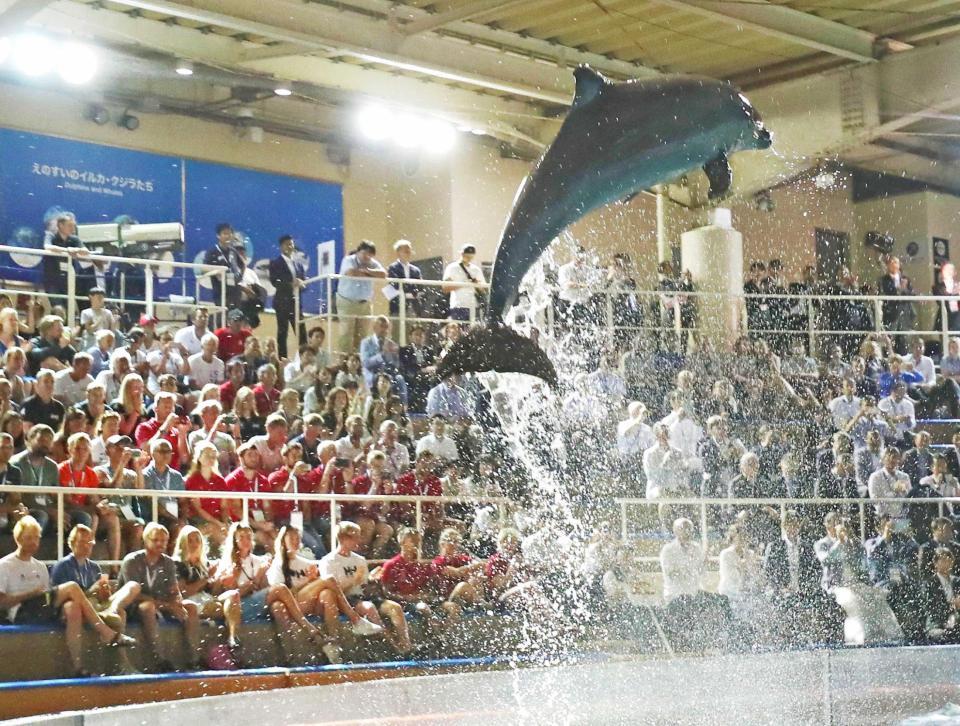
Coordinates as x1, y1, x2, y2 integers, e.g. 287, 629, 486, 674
95, 435, 147, 559
135, 391, 191, 472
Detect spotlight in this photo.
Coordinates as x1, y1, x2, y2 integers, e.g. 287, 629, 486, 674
422, 119, 456, 154
273, 86, 292, 97
57, 42, 97, 85
85, 103, 110, 125
118, 112, 140, 131
357, 105, 392, 141
0, 37, 10, 65
175, 59, 194, 76
393, 113, 424, 148
12, 34, 54, 77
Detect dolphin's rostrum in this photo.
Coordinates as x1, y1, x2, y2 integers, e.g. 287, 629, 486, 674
436, 65, 772, 387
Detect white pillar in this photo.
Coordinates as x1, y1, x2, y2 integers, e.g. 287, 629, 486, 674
680, 208, 743, 347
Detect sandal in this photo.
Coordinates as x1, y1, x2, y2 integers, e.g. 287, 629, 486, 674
108, 633, 137, 648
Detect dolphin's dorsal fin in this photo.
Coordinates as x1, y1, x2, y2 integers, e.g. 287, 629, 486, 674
572, 65, 607, 108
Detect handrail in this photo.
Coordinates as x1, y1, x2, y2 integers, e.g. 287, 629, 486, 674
0, 244, 226, 273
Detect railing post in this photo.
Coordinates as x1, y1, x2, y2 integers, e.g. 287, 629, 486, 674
398, 281, 407, 346
144, 264, 155, 318
56, 492, 64, 560
242, 494, 249, 523
330, 496, 338, 537
942, 298, 950, 355
151, 495, 158, 523
874, 298, 883, 334
606, 289, 614, 336
66, 259, 77, 325
325, 276, 334, 362
620, 501, 628, 541
859, 501, 866, 542
806, 296, 815, 356
700, 500, 708, 552
415, 500, 423, 533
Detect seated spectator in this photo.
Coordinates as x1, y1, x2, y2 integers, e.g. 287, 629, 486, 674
855, 429, 885, 494
10, 424, 59, 533
214, 309, 251, 361
381, 527, 461, 634
817, 452, 859, 506
345, 449, 395, 558
659, 390, 703, 461
95, 435, 147, 557
391, 452, 444, 536
51, 409, 87, 463
843, 395, 891, 448
28, 315, 75, 375
174, 307, 209, 358
284, 346, 318, 396
822, 517, 903, 645
0, 306, 28, 358
143, 438, 187, 537
617, 402, 654, 492
303, 366, 334, 416
291, 414, 326, 469
0, 516, 135, 676
118, 522, 202, 671
74, 381, 111, 429
901, 337, 936, 384
400, 325, 438, 415
216, 522, 326, 662
319, 386, 349, 439
425, 376, 472, 423
642, 422, 690, 502
135, 391, 190, 472
146, 329, 187, 396
184, 442, 229, 547
321, 521, 411, 652
94, 349, 131, 403
252, 364, 281, 418
866, 513, 923, 641
111, 373, 147, 438
218, 357, 247, 411
378, 420, 411, 481
659, 517, 736, 651
172, 525, 239, 649
878, 356, 924, 398
250, 413, 288, 474
717, 523, 767, 624
416, 414, 459, 464
923, 547, 960, 643
828, 377, 861, 432
121, 328, 150, 380
780, 341, 819, 381
868, 447, 912, 530
22, 369, 65, 433
335, 414, 370, 463
267, 525, 380, 665
941, 337, 960, 384
239, 336, 268, 386
699, 415, 745, 498
51, 353, 93, 408
231, 385, 265, 440
433, 526, 486, 607
364, 373, 400, 435
3, 348, 32, 404
188, 399, 237, 473
902, 431, 935, 487
262, 443, 326, 558
920, 456, 960, 517
187, 333, 225, 390
919, 517, 960, 579
947, 431, 960, 480
334, 353, 365, 392
766, 510, 843, 646
360, 316, 400, 389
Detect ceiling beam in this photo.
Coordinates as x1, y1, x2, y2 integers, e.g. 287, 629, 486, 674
400, 0, 529, 36
0, 0, 54, 34
645, 0, 908, 63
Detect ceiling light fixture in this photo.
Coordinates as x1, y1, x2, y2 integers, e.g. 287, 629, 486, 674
12, 34, 54, 77
174, 59, 194, 76
273, 86, 292, 97
58, 42, 98, 85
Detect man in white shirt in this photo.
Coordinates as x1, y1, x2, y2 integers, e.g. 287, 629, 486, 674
780, 341, 820, 380
617, 402, 654, 461
868, 447, 912, 527
828, 377, 862, 432
901, 338, 936, 385
642, 422, 688, 499
337, 241, 387, 356
855, 430, 886, 494
186, 333, 225, 389
557, 246, 601, 326
660, 518, 705, 603
416, 415, 459, 463
95, 349, 131, 402
878, 383, 916, 444
53, 352, 94, 407
173, 308, 209, 358
442, 244, 487, 322
659, 392, 703, 463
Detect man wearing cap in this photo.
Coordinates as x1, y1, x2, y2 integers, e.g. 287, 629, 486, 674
269, 234, 307, 360
387, 239, 422, 320
122, 327, 150, 379
135, 392, 190, 471
202, 223, 243, 323
336, 240, 387, 356
186, 333, 225, 390
442, 245, 487, 322
138, 314, 161, 353
95, 435, 146, 552
214, 309, 251, 362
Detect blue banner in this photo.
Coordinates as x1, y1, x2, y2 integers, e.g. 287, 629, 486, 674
0, 128, 343, 315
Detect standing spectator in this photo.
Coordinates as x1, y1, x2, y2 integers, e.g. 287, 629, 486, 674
856, 430, 886, 493
399, 325, 438, 415
269, 235, 308, 360
0, 516, 135, 677
698, 416, 745, 499
902, 431, 935, 488
203, 223, 243, 320
214, 309, 251, 362
878, 256, 915, 354
443, 244, 487, 322
234, 247, 266, 330
556, 246, 599, 327
866, 514, 923, 640
617, 402, 654, 491
743, 261, 767, 336
934, 262, 960, 334
336, 240, 386, 356
174, 308, 210, 358
77, 288, 115, 350
22, 369, 65, 433
922, 548, 960, 642
187, 333, 226, 390
386, 239, 422, 320
118, 522, 202, 670
42, 212, 97, 303
53, 353, 93, 408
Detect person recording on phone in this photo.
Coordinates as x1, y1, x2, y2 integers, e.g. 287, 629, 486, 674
135, 391, 191, 471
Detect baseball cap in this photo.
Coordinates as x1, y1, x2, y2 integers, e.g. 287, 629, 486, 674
461, 244, 476, 255
139, 314, 158, 327
107, 435, 133, 447
227, 309, 246, 322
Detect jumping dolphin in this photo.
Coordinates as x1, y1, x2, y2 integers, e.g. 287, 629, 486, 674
436, 65, 772, 387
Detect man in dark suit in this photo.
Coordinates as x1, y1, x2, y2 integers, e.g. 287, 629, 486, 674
877, 256, 914, 354
399, 325, 438, 415
922, 547, 960, 642
202, 223, 243, 326
386, 239, 422, 320
268, 234, 306, 360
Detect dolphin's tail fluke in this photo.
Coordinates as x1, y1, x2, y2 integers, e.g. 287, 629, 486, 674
434, 324, 558, 389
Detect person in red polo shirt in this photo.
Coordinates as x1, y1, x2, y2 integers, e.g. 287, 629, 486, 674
134, 391, 190, 471
224, 441, 276, 552
265, 442, 328, 559
346, 449, 394, 558
432, 527, 485, 604
214, 309, 252, 361
184, 441, 229, 548
58, 432, 121, 563
391, 451, 444, 536
252, 363, 281, 417
380, 527, 460, 631
218, 357, 247, 411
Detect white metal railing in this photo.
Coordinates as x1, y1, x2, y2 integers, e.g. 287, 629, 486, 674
0, 484, 511, 565
0, 244, 229, 325
306, 272, 960, 358
616, 495, 959, 563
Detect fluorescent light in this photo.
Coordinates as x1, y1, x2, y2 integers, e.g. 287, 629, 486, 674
13, 34, 54, 77
0, 38, 10, 66
393, 113, 423, 148
274, 86, 292, 96
357, 105, 392, 141
175, 60, 194, 76
58, 43, 97, 85
423, 119, 456, 153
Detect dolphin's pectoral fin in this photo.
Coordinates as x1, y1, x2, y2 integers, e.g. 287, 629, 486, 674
704, 151, 732, 200
572, 65, 608, 109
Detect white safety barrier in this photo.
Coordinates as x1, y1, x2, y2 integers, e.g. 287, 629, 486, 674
0, 483, 511, 565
